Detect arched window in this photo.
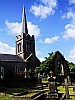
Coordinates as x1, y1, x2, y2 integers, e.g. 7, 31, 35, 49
24, 68, 27, 78
15, 66, 18, 75
1, 66, 4, 79
61, 63, 64, 76
57, 61, 64, 76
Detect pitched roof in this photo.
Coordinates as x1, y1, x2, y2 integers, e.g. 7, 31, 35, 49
49, 51, 64, 61
0, 54, 25, 62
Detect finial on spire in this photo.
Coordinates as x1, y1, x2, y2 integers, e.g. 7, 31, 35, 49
21, 5, 28, 34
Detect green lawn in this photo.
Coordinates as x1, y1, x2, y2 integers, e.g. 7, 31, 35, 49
0, 94, 16, 100
0, 87, 29, 100
57, 86, 75, 100
0, 86, 40, 100
42, 80, 75, 100
0, 84, 75, 100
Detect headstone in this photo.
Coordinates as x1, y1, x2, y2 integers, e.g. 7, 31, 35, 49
42, 73, 45, 81
38, 73, 42, 84
24, 68, 27, 78
64, 77, 69, 98
47, 71, 58, 98
61, 63, 64, 76
73, 87, 75, 91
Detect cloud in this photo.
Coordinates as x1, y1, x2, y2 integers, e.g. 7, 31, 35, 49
66, 11, 75, 22
30, 0, 57, 19
27, 22, 40, 37
39, 57, 45, 62
38, 36, 60, 44
36, 50, 43, 56
5, 20, 40, 37
63, 11, 75, 39
69, 0, 75, 4
0, 28, 6, 32
36, 50, 45, 62
5, 20, 21, 35
69, 46, 75, 63
0, 41, 15, 54
44, 36, 60, 44
63, 24, 75, 38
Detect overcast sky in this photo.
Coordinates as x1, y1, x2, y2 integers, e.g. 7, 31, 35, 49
0, 0, 75, 63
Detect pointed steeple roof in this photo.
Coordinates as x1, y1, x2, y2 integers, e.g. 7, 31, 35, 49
21, 5, 28, 34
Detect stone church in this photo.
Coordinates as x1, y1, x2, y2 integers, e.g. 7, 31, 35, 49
0, 6, 40, 84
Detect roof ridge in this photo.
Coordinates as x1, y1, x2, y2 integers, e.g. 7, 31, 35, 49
0, 53, 16, 56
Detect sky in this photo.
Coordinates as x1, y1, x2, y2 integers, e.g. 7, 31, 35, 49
0, 0, 75, 63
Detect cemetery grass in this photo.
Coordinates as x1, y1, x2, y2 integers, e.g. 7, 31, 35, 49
0, 83, 75, 100
0, 87, 35, 100
0, 85, 44, 100
42, 81, 75, 100
57, 86, 75, 100
0, 94, 16, 100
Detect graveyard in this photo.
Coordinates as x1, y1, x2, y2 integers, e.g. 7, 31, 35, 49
0, 80, 75, 100
0, 51, 75, 100
0, 0, 75, 99
0, 1, 75, 99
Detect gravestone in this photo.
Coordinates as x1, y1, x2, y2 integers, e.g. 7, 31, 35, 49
38, 73, 42, 84
24, 68, 27, 78
64, 78, 69, 98
47, 71, 58, 98
73, 87, 75, 91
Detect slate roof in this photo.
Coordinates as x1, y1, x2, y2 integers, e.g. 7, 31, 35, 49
0, 54, 25, 62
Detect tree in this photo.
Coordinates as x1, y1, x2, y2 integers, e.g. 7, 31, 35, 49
36, 52, 55, 76
36, 51, 75, 82
67, 61, 75, 82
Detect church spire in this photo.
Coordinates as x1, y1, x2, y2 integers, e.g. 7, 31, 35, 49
21, 5, 28, 34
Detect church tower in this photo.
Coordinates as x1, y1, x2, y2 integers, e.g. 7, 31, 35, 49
16, 6, 35, 59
